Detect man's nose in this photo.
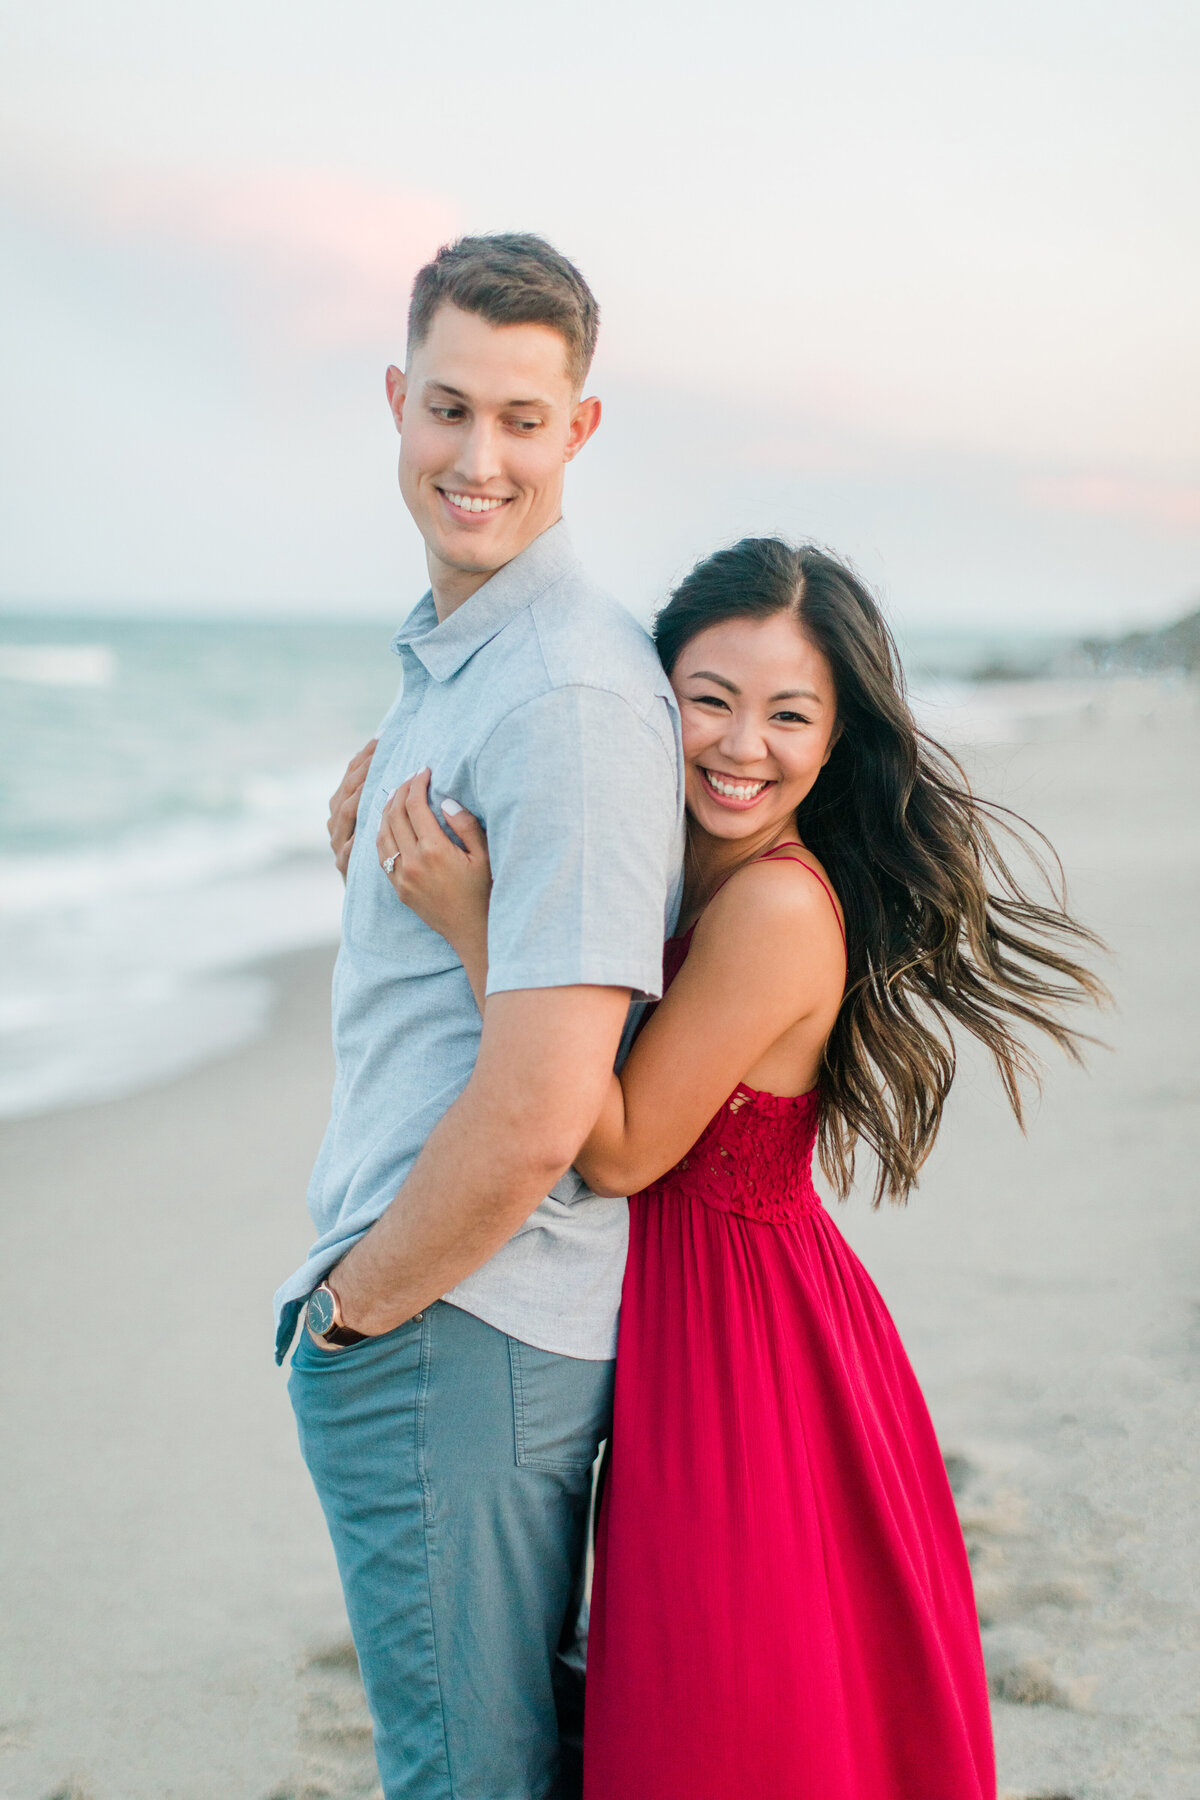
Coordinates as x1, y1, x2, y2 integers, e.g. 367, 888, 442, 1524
454, 418, 504, 487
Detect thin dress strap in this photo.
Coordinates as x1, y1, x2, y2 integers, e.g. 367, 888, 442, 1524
680, 841, 847, 959
748, 841, 847, 954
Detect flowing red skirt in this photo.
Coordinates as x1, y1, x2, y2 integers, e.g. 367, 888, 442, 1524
583, 1185, 996, 1799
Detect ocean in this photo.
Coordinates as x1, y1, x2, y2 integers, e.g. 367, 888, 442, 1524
0, 611, 1094, 1119
0, 615, 400, 1119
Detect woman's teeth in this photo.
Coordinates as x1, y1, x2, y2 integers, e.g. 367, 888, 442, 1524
444, 492, 507, 513
702, 770, 770, 800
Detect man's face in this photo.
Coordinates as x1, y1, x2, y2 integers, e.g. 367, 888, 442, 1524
387, 305, 600, 601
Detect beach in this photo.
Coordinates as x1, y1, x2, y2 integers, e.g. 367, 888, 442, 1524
1, 677, 1197, 1800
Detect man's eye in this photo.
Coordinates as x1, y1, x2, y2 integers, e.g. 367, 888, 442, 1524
431, 406, 464, 421
509, 418, 542, 432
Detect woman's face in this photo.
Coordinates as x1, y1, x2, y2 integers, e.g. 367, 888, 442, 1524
670, 612, 840, 844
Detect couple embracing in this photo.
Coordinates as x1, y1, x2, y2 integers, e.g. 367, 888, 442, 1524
274, 234, 1099, 1800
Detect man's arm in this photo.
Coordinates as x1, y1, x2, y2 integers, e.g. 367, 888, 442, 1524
328, 984, 631, 1335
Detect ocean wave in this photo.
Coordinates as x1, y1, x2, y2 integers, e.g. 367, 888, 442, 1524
0, 764, 343, 915
0, 798, 347, 1119
0, 643, 117, 687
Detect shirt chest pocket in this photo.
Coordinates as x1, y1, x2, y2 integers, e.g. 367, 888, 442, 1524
342, 777, 464, 975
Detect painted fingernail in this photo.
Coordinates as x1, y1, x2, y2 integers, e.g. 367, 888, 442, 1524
441, 798, 463, 816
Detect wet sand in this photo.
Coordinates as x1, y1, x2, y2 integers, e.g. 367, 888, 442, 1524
1, 678, 1197, 1800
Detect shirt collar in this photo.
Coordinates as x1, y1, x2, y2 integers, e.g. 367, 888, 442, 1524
391, 519, 581, 681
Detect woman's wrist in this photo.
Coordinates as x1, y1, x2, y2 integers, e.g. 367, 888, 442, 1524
451, 922, 490, 1009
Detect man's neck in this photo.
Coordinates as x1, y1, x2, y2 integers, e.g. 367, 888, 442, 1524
430, 562, 494, 623
427, 515, 562, 623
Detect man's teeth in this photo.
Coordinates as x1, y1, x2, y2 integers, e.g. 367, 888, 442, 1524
445, 492, 507, 514
704, 771, 769, 800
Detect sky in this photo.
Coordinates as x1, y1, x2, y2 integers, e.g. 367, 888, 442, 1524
1, 0, 1197, 632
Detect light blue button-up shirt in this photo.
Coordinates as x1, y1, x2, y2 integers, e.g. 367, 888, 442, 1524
274, 522, 684, 1362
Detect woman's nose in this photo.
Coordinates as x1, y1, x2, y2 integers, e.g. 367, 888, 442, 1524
719, 717, 769, 764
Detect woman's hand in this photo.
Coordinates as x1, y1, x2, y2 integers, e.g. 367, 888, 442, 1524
328, 739, 377, 880
377, 770, 492, 1009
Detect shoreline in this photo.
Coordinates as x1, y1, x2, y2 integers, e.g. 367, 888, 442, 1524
0, 943, 361, 1800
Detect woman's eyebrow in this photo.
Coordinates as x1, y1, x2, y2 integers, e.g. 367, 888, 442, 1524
687, 669, 822, 705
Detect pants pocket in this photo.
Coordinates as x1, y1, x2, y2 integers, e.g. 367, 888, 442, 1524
509, 1336, 614, 1472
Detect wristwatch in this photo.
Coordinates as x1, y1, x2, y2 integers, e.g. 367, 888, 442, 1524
307, 1280, 368, 1347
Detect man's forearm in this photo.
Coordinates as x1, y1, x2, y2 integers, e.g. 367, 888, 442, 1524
330, 1075, 571, 1336
327, 985, 630, 1336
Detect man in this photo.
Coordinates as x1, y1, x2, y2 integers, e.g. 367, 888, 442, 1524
275, 235, 683, 1800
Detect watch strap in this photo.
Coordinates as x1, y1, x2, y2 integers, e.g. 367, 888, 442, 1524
322, 1321, 368, 1346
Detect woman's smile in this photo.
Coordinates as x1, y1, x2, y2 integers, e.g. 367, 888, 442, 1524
697, 767, 776, 808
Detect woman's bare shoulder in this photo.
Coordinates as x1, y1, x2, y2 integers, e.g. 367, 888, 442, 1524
688, 850, 845, 975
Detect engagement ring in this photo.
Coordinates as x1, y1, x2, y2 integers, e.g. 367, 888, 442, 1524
383, 854, 398, 875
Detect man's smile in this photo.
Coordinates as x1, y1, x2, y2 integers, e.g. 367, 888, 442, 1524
438, 488, 514, 519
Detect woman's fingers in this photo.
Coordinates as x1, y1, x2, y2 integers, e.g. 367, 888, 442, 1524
379, 780, 421, 861
402, 770, 444, 848
378, 770, 490, 909
329, 738, 377, 817
440, 800, 488, 863
328, 739, 377, 876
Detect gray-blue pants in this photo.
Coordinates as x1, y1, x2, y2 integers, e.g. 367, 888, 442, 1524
289, 1300, 614, 1799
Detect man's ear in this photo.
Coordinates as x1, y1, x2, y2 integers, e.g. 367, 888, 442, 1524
563, 394, 602, 463
385, 365, 407, 434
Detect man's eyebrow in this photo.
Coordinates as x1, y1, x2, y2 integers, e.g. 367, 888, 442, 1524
423, 379, 553, 408
687, 670, 822, 704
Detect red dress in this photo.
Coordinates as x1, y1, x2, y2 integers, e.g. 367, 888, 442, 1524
584, 862, 996, 1800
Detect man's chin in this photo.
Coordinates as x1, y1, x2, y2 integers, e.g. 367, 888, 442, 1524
435, 544, 510, 577
430, 520, 529, 577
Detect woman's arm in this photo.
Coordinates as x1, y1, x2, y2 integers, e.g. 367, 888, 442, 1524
574, 860, 845, 1196
384, 783, 845, 1201
377, 772, 492, 1010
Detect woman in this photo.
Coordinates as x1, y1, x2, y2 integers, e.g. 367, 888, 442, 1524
377, 538, 1103, 1800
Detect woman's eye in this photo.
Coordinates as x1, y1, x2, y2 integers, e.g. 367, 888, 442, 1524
692, 694, 729, 710
773, 711, 810, 724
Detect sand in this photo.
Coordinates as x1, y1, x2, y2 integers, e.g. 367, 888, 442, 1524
1, 678, 1197, 1800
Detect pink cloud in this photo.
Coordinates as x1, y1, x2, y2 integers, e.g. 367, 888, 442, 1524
10, 158, 461, 351
1027, 473, 1200, 533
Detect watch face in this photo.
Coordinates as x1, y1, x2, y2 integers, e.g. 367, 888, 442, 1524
307, 1286, 335, 1338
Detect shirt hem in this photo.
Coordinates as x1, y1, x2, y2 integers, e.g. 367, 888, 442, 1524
485, 965, 662, 1002
440, 1294, 618, 1362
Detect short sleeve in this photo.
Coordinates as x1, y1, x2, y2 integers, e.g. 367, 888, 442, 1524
474, 685, 681, 1000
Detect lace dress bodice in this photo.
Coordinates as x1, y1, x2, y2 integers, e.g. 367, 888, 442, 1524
637, 928, 824, 1225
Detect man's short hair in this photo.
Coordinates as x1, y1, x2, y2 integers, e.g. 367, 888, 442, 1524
407, 234, 599, 392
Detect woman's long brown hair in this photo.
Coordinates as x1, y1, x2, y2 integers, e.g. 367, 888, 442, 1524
654, 538, 1108, 1206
